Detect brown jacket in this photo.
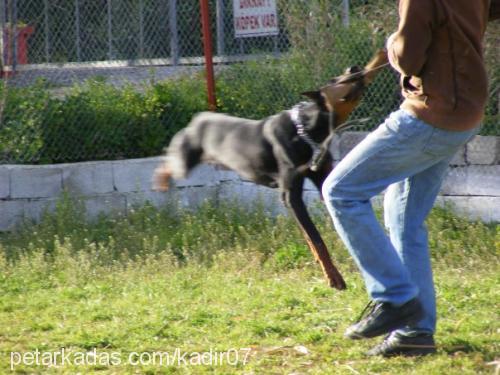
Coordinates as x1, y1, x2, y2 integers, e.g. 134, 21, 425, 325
387, 0, 499, 131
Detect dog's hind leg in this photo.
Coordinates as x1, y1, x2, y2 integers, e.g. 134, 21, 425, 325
284, 179, 346, 290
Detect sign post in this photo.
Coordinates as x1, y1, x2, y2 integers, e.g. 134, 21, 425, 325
200, 0, 217, 111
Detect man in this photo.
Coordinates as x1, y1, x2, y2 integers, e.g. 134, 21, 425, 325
322, 0, 499, 357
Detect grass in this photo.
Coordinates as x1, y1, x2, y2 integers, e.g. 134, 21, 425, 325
0, 198, 498, 374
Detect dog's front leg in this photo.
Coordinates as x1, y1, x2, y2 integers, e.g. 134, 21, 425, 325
271, 142, 345, 289
282, 177, 346, 290
306, 157, 334, 198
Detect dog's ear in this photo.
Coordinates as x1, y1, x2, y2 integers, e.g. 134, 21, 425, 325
301, 84, 353, 112
301, 90, 323, 103
319, 83, 353, 112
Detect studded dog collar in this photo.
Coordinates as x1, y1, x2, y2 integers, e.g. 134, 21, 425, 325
290, 102, 332, 172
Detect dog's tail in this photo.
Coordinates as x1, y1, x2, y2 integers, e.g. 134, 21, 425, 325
153, 161, 173, 191
153, 129, 200, 191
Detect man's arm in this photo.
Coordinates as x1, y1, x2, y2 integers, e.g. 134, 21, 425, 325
386, 0, 437, 77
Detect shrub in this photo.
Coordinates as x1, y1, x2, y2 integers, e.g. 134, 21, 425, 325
0, 76, 206, 164
216, 57, 305, 119
40, 80, 163, 162
0, 80, 50, 163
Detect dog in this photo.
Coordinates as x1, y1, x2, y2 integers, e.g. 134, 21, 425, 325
154, 50, 388, 290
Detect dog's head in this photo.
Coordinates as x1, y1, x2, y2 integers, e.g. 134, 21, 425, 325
301, 49, 388, 127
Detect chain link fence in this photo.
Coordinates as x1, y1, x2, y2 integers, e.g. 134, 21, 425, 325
0, 0, 498, 164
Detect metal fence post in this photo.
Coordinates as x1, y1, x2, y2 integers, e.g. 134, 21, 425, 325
139, 0, 144, 58
216, 0, 224, 57
169, 0, 179, 65
43, 0, 50, 62
74, 0, 81, 61
0, 0, 5, 68
11, 0, 17, 71
107, 0, 113, 59
342, 0, 350, 27
200, 0, 216, 110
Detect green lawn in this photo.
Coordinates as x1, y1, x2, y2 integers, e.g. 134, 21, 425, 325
0, 199, 498, 374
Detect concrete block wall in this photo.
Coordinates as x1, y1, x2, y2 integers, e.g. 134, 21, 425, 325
0, 133, 499, 230
437, 135, 500, 222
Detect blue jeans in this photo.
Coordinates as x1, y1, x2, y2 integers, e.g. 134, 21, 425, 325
322, 109, 478, 335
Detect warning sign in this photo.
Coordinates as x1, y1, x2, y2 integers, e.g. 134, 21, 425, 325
233, 0, 279, 38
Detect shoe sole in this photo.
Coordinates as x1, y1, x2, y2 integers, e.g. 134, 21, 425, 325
378, 347, 437, 357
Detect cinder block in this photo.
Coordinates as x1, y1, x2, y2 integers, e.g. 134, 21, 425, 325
213, 164, 241, 182
170, 164, 222, 188
436, 196, 500, 223
462, 165, 500, 196
466, 136, 500, 165
113, 157, 164, 193
62, 161, 114, 196
302, 190, 322, 207
82, 194, 127, 219
449, 145, 466, 166
338, 131, 369, 159
329, 134, 342, 161
441, 167, 469, 195
0, 200, 24, 231
466, 165, 500, 196
22, 198, 58, 225
441, 165, 500, 196
11, 166, 62, 199
217, 181, 284, 215
125, 190, 175, 210
175, 186, 219, 209
0, 167, 10, 198
303, 178, 319, 192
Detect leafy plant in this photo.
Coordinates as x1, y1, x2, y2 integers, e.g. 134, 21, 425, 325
0, 80, 50, 163
0, 76, 206, 164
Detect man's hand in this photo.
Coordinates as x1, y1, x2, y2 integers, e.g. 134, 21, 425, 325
385, 33, 398, 72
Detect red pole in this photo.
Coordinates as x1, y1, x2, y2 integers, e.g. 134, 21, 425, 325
200, 0, 217, 111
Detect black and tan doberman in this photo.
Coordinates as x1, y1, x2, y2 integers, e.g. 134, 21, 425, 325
154, 50, 388, 290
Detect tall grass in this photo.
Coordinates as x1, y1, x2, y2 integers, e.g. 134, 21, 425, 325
1, 196, 497, 276
0, 198, 498, 374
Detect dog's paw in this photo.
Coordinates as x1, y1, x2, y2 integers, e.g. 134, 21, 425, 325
152, 166, 172, 191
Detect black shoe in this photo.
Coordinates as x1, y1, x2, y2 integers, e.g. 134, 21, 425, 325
344, 298, 424, 340
366, 332, 437, 357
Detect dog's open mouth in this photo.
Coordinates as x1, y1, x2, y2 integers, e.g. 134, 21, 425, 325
317, 49, 389, 124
